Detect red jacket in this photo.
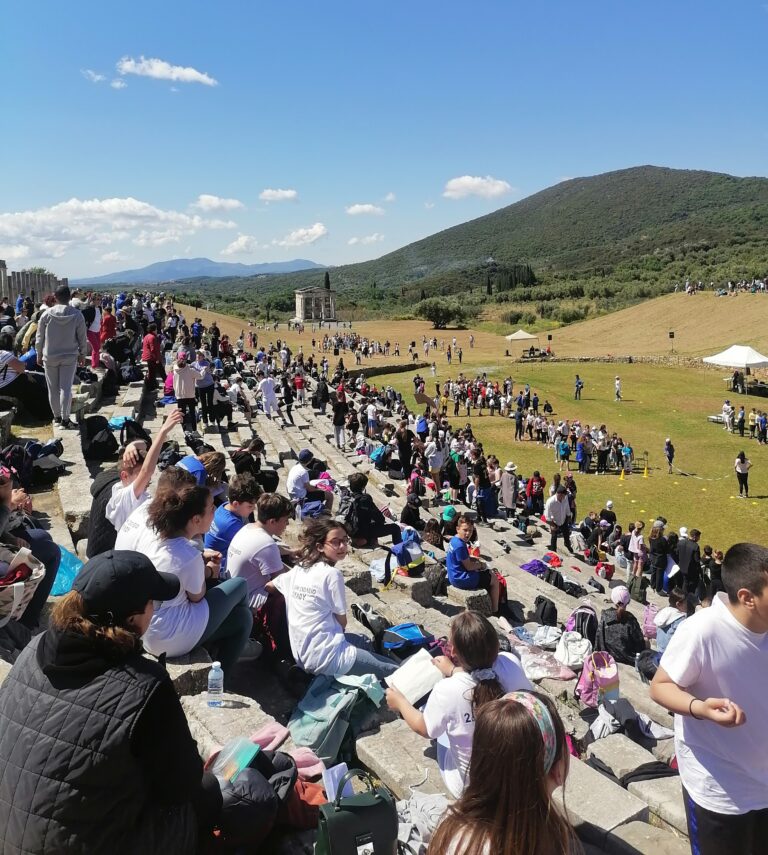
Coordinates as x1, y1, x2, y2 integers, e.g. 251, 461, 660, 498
141, 332, 161, 363
100, 312, 116, 343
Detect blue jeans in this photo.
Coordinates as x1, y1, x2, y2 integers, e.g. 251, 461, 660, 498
344, 632, 398, 680
18, 528, 61, 629
199, 577, 253, 683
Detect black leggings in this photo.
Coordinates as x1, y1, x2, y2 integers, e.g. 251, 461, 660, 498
736, 471, 749, 496
196, 386, 214, 423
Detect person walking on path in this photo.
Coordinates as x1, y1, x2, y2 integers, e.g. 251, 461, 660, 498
545, 485, 574, 554
734, 452, 752, 498
614, 375, 622, 402
665, 437, 675, 474
35, 284, 88, 429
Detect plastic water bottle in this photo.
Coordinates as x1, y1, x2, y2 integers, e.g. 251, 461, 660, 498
207, 661, 224, 707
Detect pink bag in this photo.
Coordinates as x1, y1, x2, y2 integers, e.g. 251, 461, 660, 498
574, 651, 619, 707
643, 603, 659, 639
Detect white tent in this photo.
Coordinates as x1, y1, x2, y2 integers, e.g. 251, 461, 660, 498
505, 329, 538, 342
702, 345, 768, 369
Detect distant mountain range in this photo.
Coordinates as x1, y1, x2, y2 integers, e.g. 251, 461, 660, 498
72, 257, 324, 286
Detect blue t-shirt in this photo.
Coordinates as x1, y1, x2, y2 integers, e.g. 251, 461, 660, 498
204, 505, 245, 573
177, 456, 207, 485
446, 535, 471, 586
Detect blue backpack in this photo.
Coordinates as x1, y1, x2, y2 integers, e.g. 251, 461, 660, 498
369, 445, 387, 464
380, 623, 435, 661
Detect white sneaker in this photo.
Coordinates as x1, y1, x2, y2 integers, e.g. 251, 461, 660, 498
238, 638, 263, 662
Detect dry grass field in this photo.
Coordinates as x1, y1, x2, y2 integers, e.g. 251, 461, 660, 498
178, 294, 768, 550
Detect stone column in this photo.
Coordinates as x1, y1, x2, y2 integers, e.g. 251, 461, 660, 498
0, 261, 7, 302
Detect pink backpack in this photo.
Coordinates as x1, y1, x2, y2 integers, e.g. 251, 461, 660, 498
574, 651, 619, 708
643, 603, 659, 639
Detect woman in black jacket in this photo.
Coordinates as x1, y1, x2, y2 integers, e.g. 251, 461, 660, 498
0, 551, 222, 854
648, 521, 669, 594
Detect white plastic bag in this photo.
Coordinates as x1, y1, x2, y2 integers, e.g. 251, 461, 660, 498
532, 625, 562, 650
554, 631, 593, 671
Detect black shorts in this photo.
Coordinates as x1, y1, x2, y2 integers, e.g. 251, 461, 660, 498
476, 569, 492, 591
683, 786, 768, 855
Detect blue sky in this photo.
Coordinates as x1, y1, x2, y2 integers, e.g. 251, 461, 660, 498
1, 0, 766, 277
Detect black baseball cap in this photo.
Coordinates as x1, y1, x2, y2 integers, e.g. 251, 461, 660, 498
73, 550, 180, 619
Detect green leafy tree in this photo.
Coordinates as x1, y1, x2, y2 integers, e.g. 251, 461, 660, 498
416, 297, 468, 329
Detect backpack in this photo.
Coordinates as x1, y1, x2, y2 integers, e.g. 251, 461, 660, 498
80, 416, 119, 461
389, 542, 425, 577
595, 562, 614, 581
563, 580, 587, 598
380, 623, 435, 662
642, 603, 659, 639
533, 595, 557, 626
121, 364, 143, 383
0, 444, 34, 490
574, 651, 620, 708
157, 440, 183, 471
120, 419, 152, 448
635, 649, 662, 683
569, 530, 588, 552
543, 567, 565, 590
407, 472, 426, 498
565, 603, 598, 647
350, 602, 392, 642
555, 631, 593, 670
493, 569, 508, 606
369, 445, 387, 465
628, 574, 648, 604
587, 577, 605, 594
424, 561, 448, 597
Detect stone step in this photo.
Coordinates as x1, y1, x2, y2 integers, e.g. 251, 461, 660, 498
605, 821, 689, 855
627, 776, 686, 837
447, 585, 492, 616
553, 756, 648, 848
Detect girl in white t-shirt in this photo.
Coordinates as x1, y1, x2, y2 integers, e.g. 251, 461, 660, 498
116, 468, 254, 683
386, 611, 532, 797
428, 690, 576, 855
275, 518, 397, 680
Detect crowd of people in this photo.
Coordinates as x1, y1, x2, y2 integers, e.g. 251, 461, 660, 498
0, 289, 764, 854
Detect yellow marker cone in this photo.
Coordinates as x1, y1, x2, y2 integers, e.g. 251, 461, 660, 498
619, 469, 624, 481
643, 465, 648, 478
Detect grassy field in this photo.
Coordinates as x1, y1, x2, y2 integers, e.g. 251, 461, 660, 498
178, 298, 768, 550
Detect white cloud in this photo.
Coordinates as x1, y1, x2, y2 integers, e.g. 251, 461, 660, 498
383, 192, 396, 203
0, 244, 31, 262
424, 201, 435, 209
98, 251, 130, 264
116, 55, 218, 87
110, 79, 127, 90
443, 175, 514, 200
81, 69, 106, 83
221, 234, 260, 256
348, 233, 384, 246
192, 193, 244, 212
0, 196, 236, 261
345, 203, 385, 216
273, 222, 328, 247
259, 188, 298, 202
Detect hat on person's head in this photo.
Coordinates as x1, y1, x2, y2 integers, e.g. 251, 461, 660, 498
407, 493, 421, 507
679, 526, 688, 538
610, 586, 631, 607
504, 461, 517, 472
606, 500, 613, 509
653, 519, 666, 529
298, 449, 313, 465
0, 325, 15, 335
599, 519, 611, 528
72, 550, 180, 621
442, 505, 457, 522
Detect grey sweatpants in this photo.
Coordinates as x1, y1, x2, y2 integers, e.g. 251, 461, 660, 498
44, 361, 78, 419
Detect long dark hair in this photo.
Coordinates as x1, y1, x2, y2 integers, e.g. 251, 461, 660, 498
297, 517, 348, 567
148, 481, 210, 538
450, 611, 503, 715
429, 692, 577, 855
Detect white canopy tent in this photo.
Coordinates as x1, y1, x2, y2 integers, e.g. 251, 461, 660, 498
505, 329, 538, 342
702, 345, 768, 369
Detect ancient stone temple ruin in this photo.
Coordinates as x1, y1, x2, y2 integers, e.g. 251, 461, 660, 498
293, 286, 336, 322
0, 260, 69, 302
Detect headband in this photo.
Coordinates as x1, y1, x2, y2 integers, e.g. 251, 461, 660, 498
504, 691, 558, 773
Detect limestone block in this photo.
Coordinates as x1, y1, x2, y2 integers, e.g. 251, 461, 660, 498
356, 719, 447, 799
447, 585, 492, 616
162, 647, 213, 696
181, 691, 285, 761
606, 821, 689, 855
628, 776, 687, 836
554, 756, 648, 847
342, 566, 373, 595
390, 573, 433, 606
586, 733, 657, 779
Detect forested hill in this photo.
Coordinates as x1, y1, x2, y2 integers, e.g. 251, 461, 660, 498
172, 166, 768, 318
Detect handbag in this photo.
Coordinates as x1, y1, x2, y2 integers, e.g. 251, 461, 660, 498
315, 769, 398, 855
0, 546, 46, 629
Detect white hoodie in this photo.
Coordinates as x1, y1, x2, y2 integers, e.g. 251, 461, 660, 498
654, 606, 686, 630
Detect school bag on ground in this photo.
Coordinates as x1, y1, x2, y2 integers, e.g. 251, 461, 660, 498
543, 567, 565, 590
642, 603, 659, 639
595, 562, 614, 581
569, 530, 588, 552
380, 622, 434, 661
390, 541, 425, 577
554, 631, 593, 671
119, 418, 151, 448
532, 625, 562, 649
0, 444, 34, 490
574, 651, 620, 708
565, 602, 598, 648
628, 574, 648, 604
533, 595, 557, 626
80, 416, 119, 461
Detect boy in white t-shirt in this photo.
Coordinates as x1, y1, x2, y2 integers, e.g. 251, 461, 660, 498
105, 409, 183, 534
651, 542, 768, 854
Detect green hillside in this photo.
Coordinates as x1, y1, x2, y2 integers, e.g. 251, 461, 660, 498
171, 166, 768, 321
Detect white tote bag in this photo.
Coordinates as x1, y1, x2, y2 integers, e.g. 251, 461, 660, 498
554, 631, 593, 671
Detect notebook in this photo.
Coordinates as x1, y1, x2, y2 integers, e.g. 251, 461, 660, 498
385, 648, 444, 704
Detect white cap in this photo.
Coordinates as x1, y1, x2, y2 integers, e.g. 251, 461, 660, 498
606, 500, 613, 509
679, 526, 688, 538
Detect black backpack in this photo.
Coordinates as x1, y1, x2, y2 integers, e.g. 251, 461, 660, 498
80, 416, 119, 461
533, 595, 558, 626
543, 567, 565, 590
157, 440, 183, 471
563, 580, 587, 598
0, 444, 34, 490
120, 419, 152, 448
